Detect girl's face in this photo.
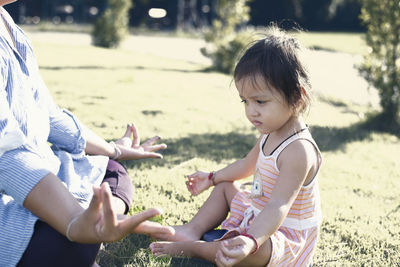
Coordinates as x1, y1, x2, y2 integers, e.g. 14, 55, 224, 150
236, 75, 294, 135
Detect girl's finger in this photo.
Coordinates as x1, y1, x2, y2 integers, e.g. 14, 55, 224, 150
216, 248, 234, 267
220, 241, 244, 258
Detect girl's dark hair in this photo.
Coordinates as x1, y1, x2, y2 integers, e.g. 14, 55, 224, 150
234, 26, 311, 114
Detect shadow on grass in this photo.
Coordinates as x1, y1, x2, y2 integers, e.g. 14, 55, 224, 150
123, 131, 257, 170
97, 234, 214, 267
122, 114, 400, 172
310, 112, 400, 152
99, 115, 399, 266
40, 65, 213, 74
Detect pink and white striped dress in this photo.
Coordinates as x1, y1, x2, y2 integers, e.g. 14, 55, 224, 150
220, 130, 322, 266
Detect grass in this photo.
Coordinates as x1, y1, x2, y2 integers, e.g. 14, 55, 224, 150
29, 30, 400, 266
294, 31, 368, 55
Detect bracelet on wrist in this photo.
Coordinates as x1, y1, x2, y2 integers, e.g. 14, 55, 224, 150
208, 171, 216, 186
109, 141, 122, 160
66, 214, 81, 242
241, 233, 259, 254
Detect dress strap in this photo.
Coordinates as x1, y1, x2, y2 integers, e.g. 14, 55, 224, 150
268, 127, 308, 156
270, 128, 312, 158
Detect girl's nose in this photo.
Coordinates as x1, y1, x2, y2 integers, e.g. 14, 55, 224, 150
246, 104, 259, 117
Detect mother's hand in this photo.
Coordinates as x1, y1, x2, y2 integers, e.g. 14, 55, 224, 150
115, 123, 167, 160
66, 183, 164, 243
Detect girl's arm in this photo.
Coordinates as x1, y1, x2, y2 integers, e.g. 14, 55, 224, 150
186, 136, 262, 196
212, 136, 261, 183
248, 140, 316, 248
216, 140, 318, 266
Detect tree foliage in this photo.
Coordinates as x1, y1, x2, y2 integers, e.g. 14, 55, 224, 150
358, 0, 400, 129
201, 0, 254, 74
92, 0, 132, 48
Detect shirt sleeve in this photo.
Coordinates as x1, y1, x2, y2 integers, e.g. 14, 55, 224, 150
47, 106, 87, 155
0, 148, 54, 205
35, 73, 87, 155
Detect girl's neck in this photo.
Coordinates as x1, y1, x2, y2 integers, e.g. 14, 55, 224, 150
270, 115, 306, 140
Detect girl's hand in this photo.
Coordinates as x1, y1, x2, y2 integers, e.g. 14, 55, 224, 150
186, 171, 213, 196
67, 183, 165, 243
115, 123, 167, 160
215, 235, 256, 267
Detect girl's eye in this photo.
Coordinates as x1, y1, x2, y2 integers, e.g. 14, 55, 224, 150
257, 100, 266, 104
241, 99, 247, 104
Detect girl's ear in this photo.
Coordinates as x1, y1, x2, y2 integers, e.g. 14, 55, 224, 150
300, 86, 307, 96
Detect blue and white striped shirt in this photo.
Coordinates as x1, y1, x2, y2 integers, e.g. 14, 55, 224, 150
0, 7, 108, 266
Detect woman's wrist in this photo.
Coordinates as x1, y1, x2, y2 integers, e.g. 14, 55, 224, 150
66, 212, 83, 242
109, 141, 122, 160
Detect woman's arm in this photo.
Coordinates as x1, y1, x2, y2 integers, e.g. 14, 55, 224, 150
84, 123, 167, 160
23, 173, 84, 238
24, 172, 163, 243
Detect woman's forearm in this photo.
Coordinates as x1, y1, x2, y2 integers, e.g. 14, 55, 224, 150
23, 172, 84, 237
84, 127, 115, 158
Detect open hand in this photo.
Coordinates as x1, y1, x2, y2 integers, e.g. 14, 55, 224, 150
115, 123, 167, 160
186, 171, 212, 196
66, 183, 166, 243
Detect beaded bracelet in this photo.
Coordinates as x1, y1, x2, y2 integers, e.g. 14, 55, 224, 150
241, 233, 259, 254
208, 171, 216, 186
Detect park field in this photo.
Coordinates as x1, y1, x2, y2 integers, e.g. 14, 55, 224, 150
28, 29, 399, 266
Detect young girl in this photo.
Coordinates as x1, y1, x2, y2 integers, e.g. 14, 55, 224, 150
150, 26, 322, 267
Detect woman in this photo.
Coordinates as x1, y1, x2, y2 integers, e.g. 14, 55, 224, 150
0, 1, 173, 266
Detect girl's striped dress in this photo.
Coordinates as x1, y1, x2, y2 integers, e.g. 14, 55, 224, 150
220, 130, 322, 266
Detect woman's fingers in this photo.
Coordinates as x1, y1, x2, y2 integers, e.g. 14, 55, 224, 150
131, 123, 140, 148
88, 186, 102, 213
118, 208, 163, 233
145, 143, 167, 152
98, 183, 119, 240
142, 135, 160, 145
123, 124, 132, 138
141, 152, 163, 159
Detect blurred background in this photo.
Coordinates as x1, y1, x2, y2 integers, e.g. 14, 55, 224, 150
6, 0, 362, 32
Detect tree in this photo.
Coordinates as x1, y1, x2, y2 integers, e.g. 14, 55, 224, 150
92, 0, 132, 48
201, 0, 254, 74
358, 0, 400, 130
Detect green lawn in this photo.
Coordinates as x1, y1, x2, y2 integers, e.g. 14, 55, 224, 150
30, 30, 400, 266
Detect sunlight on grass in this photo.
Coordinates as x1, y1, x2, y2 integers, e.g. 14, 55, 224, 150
294, 31, 368, 55
29, 30, 399, 266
